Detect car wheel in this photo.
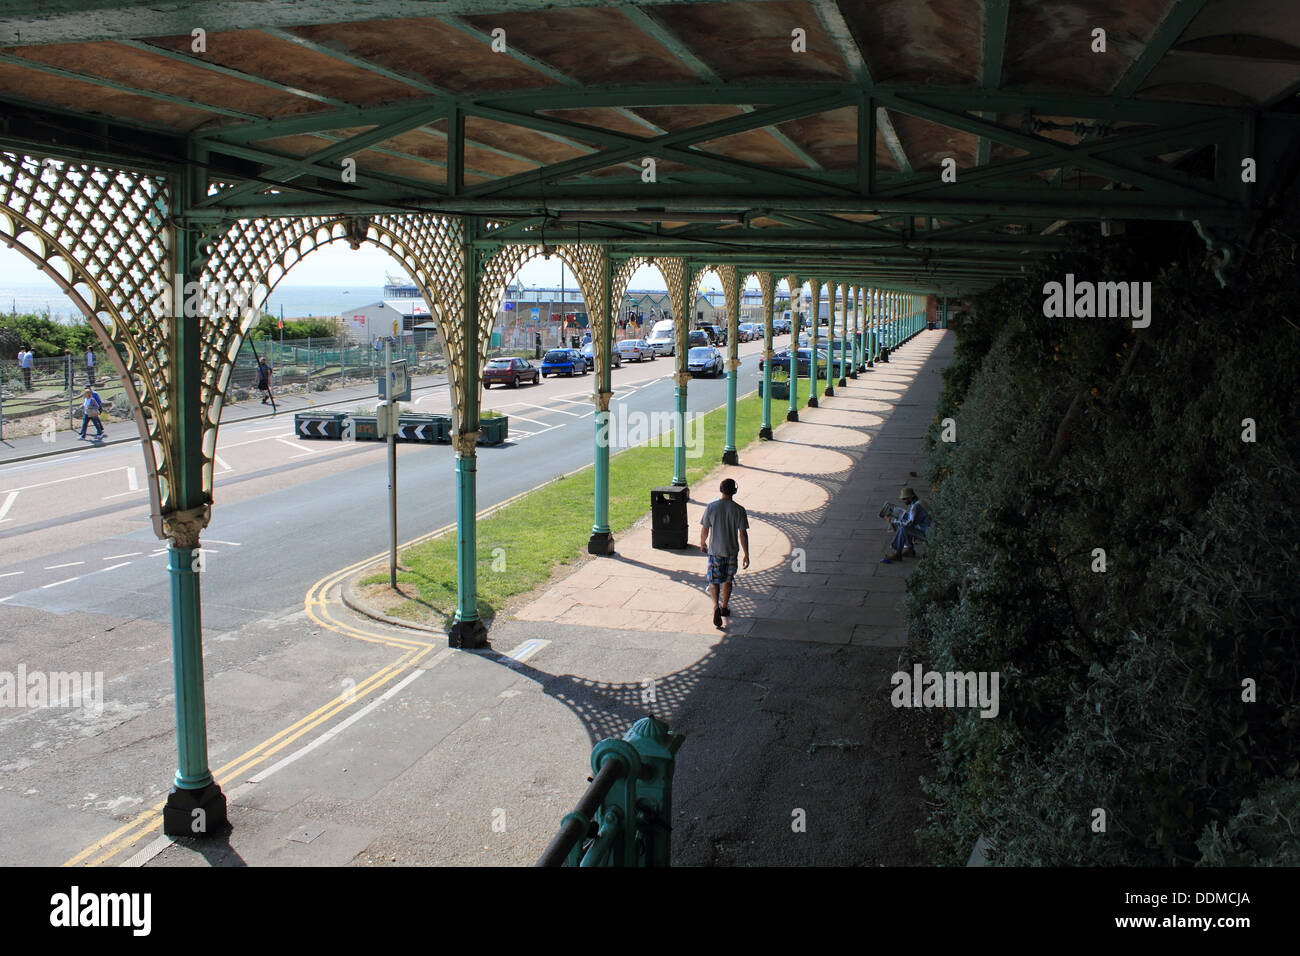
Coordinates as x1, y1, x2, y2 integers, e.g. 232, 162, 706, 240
510, 375, 519, 388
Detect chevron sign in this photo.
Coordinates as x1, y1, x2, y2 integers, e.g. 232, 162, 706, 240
296, 417, 340, 439
397, 422, 436, 442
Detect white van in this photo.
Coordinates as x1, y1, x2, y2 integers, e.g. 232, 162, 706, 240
646, 319, 676, 356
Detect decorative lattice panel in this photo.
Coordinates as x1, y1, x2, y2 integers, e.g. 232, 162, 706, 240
0, 152, 175, 532
658, 257, 692, 385
200, 213, 463, 459
756, 272, 774, 359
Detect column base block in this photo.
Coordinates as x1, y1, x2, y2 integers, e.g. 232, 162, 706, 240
785, 409, 799, 422
449, 617, 489, 649
848, 371, 859, 379
807, 397, 819, 408
163, 781, 228, 838
823, 385, 834, 397
758, 426, 773, 440
587, 531, 615, 556
838, 377, 848, 387
721, 449, 739, 465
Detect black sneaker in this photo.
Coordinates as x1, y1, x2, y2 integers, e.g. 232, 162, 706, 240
713, 606, 722, 628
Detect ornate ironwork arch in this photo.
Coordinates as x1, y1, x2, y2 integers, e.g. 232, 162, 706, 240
0, 151, 175, 532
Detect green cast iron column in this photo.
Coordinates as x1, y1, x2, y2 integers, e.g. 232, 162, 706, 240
722, 268, 740, 465
807, 277, 820, 408
850, 285, 860, 378
589, 252, 614, 555
785, 275, 800, 422
824, 282, 836, 398
759, 272, 774, 439
161, 158, 227, 838
842, 282, 852, 387
450, 220, 487, 648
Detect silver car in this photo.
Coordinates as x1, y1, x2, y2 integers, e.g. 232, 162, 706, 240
616, 338, 655, 362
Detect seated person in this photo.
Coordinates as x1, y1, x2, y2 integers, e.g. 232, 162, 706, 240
883, 486, 930, 562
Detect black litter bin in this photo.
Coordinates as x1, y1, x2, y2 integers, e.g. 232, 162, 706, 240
651, 485, 690, 550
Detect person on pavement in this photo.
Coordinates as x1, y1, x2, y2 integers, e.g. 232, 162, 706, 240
85, 345, 96, 385
257, 356, 272, 404
79, 385, 104, 440
884, 485, 930, 562
699, 477, 750, 628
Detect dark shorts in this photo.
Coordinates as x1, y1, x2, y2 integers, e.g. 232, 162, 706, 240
707, 554, 739, 585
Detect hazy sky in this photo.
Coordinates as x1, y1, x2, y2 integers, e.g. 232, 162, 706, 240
1, 241, 755, 293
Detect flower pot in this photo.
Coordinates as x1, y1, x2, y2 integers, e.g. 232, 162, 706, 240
478, 415, 508, 445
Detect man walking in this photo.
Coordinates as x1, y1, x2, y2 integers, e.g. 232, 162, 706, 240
257, 356, 272, 404
699, 477, 750, 628
85, 344, 95, 385
79, 385, 104, 440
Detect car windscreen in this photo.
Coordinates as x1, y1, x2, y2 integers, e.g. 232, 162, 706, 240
687, 347, 713, 359
543, 350, 569, 362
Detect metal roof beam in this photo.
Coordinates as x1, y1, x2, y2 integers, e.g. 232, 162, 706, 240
1114, 0, 1213, 97
976, 0, 1010, 167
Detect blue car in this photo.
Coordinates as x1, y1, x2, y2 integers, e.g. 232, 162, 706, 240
541, 348, 589, 377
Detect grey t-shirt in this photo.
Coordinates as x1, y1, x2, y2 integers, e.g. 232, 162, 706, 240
701, 497, 748, 557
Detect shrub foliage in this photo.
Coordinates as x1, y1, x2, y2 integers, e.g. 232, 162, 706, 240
910, 220, 1300, 866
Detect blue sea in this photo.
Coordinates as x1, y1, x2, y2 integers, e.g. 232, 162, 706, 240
0, 282, 386, 322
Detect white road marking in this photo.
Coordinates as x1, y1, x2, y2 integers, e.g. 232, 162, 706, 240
204, 539, 241, 546
277, 437, 316, 456
507, 401, 584, 418
0, 490, 16, 523
102, 490, 140, 500
503, 638, 550, 666
104, 552, 142, 559
1, 465, 133, 495
0, 571, 24, 578
214, 454, 232, 472
44, 561, 85, 570
96, 562, 131, 573
41, 575, 83, 589
126, 466, 138, 491
0, 454, 84, 477
247, 661, 444, 784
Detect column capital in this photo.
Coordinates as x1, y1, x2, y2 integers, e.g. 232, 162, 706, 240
452, 431, 480, 457
162, 504, 210, 549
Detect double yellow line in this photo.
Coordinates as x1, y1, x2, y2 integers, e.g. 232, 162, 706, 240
65, 467, 583, 866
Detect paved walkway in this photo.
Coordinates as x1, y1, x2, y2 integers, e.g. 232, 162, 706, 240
515, 335, 949, 646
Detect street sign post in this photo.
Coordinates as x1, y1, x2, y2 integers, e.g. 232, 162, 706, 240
384, 341, 398, 587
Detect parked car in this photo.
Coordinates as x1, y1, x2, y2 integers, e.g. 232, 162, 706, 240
738, 322, 760, 341
687, 345, 725, 378
760, 347, 845, 378
687, 329, 710, 348
646, 319, 675, 356
483, 357, 540, 388
541, 347, 588, 377
616, 338, 655, 362
581, 343, 622, 369
706, 323, 727, 345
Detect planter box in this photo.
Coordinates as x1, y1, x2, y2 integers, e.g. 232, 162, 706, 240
759, 380, 790, 401
478, 415, 508, 445
396, 413, 449, 443
294, 411, 345, 440
350, 414, 381, 441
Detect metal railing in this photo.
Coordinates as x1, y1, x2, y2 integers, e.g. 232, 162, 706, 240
537, 715, 685, 867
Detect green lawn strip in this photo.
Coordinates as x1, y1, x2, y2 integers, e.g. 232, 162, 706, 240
362, 385, 786, 627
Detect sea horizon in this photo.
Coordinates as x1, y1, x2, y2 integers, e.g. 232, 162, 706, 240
1, 283, 388, 322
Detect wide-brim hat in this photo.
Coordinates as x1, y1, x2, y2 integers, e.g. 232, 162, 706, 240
899, 486, 917, 500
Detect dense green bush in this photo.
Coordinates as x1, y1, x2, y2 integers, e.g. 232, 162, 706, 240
909, 219, 1300, 866
1, 314, 99, 356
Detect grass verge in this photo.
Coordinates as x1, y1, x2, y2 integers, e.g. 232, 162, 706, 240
361, 384, 796, 627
